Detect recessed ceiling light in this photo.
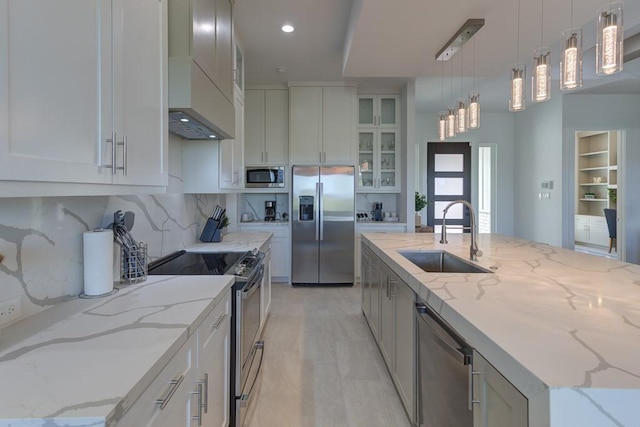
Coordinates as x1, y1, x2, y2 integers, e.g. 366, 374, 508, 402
281, 24, 294, 33
209, 134, 217, 139
276, 66, 287, 73
180, 118, 189, 122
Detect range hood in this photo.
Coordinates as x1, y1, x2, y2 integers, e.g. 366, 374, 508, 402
168, 58, 235, 140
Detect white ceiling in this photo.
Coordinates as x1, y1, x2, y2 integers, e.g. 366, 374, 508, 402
234, 0, 640, 113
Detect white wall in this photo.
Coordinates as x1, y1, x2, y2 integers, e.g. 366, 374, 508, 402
562, 94, 640, 263
513, 96, 564, 246
415, 112, 516, 236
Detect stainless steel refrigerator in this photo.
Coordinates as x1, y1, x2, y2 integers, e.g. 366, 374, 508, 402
292, 165, 355, 285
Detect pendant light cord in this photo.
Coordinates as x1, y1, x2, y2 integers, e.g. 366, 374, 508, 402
473, 37, 476, 90
570, 0, 573, 27
540, 0, 544, 46
516, 0, 521, 63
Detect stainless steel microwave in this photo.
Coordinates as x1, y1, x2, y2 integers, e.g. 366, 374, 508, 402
245, 166, 285, 188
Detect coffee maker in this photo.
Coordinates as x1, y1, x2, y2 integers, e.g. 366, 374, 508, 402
373, 202, 383, 221
265, 201, 277, 221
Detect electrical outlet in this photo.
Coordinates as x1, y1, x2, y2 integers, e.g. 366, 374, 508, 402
0, 296, 22, 327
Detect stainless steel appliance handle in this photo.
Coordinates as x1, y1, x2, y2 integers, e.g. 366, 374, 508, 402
315, 183, 320, 241
416, 303, 469, 364
239, 341, 265, 408
319, 182, 324, 241
155, 374, 184, 409
242, 278, 261, 300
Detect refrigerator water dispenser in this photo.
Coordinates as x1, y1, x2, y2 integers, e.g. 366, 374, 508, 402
299, 196, 314, 221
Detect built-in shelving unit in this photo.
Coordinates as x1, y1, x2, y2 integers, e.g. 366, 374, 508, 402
575, 130, 619, 248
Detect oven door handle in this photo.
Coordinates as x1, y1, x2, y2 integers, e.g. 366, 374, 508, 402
239, 341, 265, 407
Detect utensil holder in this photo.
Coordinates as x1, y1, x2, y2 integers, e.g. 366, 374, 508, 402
120, 242, 148, 284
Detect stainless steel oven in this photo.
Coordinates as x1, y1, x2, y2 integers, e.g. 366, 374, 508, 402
245, 166, 285, 188
147, 249, 266, 427
234, 262, 264, 426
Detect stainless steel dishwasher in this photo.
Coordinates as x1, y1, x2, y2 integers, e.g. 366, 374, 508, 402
416, 302, 473, 427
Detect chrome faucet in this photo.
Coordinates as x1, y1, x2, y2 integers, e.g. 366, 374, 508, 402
439, 199, 482, 261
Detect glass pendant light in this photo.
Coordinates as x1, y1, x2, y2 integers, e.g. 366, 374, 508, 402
596, 3, 623, 76
509, 64, 526, 112
446, 106, 457, 138
509, 0, 526, 112
438, 111, 446, 141
532, 47, 551, 102
561, 29, 583, 90
531, 0, 550, 103
560, 0, 583, 91
468, 91, 480, 128
456, 99, 467, 133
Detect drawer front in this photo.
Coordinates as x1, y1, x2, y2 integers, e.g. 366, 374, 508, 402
198, 290, 231, 357
116, 338, 194, 427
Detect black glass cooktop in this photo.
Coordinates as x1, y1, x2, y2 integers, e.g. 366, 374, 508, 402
148, 250, 245, 276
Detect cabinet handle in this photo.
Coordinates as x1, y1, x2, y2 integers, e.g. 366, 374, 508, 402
191, 382, 204, 426
468, 366, 481, 410
155, 374, 184, 410
202, 373, 209, 413
104, 133, 117, 175
265, 152, 269, 163
319, 152, 323, 163
389, 279, 396, 298
211, 313, 227, 329
261, 152, 264, 163
323, 152, 327, 163
118, 135, 127, 176
233, 68, 238, 83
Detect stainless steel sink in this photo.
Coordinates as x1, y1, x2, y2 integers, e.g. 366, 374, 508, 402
399, 250, 493, 274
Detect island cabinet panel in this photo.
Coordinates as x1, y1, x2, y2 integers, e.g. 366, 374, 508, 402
473, 349, 528, 427
362, 245, 416, 424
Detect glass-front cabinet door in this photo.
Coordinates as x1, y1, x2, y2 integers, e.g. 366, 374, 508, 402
357, 130, 400, 192
358, 95, 399, 128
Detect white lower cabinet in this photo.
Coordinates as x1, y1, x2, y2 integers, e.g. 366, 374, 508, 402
574, 214, 609, 247
116, 336, 194, 427
193, 291, 231, 427
239, 223, 290, 282
472, 350, 528, 427
116, 291, 231, 427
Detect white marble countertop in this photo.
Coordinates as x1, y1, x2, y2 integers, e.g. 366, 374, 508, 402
186, 231, 272, 253
362, 232, 640, 427
0, 275, 233, 426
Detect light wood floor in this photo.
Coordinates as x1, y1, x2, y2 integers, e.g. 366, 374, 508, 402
244, 282, 412, 427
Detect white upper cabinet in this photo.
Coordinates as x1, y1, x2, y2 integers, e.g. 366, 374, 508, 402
112, 0, 167, 187
244, 89, 288, 165
0, 0, 167, 195
289, 85, 356, 165
358, 95, 399, 128
219, 91, 244, 189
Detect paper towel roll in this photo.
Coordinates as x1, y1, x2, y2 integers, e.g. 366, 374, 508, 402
83, 229, 114, 296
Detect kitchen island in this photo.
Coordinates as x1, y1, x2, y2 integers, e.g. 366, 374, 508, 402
0, 275, 233, 426
362, 232, 640, 427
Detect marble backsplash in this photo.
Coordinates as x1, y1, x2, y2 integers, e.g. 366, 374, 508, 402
0, 193, 223, 321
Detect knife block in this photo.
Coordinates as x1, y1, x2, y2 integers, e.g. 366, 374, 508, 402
199, 218, 223, 242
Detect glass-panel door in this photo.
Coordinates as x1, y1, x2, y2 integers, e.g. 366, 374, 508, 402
379, 96, 399, 127
358, 96, 375, 127
379, 130, 399, 190
358, 131, 375, 189
427, 142, 472, 233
